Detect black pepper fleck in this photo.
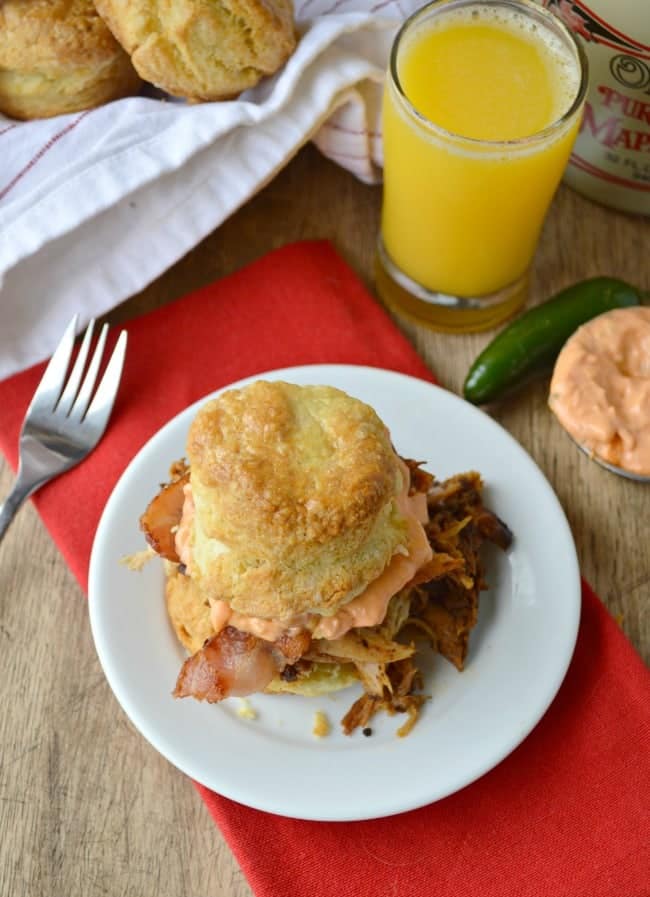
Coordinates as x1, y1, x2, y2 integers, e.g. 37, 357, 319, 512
362, 727, 373, 737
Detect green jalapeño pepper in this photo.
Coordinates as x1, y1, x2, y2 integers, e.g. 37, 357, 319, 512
463, 277, 647, 405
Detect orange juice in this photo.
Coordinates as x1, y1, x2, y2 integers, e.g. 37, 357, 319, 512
378, 0, 587, 332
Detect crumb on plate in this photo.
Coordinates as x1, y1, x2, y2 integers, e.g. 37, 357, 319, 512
120, 546, 157, 571
237, 698, 257, 720
312, 711, 330, 738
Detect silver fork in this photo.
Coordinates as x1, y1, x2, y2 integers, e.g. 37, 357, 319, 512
0, 315, 127, 545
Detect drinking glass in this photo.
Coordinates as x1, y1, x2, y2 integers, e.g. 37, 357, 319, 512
376, 0, 588, 332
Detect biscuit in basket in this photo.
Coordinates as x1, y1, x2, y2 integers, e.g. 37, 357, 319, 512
0, 0, 142, 121
94, 0, 296, 102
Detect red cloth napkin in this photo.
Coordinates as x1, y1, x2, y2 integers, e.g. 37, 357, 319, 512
1, 241, 648, 897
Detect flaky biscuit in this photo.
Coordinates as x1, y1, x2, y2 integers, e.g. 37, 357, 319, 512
164, 561, 214, 655
264, 661, 358, 696
94, 0, 296, 102
186, 381, 409, 620
0, 0, 142, 121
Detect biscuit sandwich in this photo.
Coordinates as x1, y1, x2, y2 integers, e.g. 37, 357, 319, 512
139, 380, 512, 734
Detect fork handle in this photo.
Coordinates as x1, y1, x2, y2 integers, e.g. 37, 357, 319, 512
0, 472, 41, 547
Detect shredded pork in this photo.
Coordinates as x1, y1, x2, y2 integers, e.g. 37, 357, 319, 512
304, 467, 512, 734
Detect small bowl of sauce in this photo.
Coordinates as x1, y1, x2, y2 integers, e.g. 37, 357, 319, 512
549, 306, 650, 481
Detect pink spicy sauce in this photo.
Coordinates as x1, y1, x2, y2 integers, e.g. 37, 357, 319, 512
549, 307, 650, 476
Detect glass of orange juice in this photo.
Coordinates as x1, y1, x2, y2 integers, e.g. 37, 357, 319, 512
376, 0, 588, 333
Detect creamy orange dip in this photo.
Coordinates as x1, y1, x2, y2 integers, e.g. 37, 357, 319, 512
549, 307, 650, 476
175, 458, 433, 642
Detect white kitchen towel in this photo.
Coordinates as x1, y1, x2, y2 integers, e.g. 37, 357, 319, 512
0, 0, 418, 380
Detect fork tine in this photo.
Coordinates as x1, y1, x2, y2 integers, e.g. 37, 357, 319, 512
24, 315, 79, 417
56, 319, 95, 417
82, 331, 128, 438
68, 323, 108, 422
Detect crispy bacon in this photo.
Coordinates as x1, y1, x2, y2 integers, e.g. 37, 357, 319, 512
140, 471, 189, 562
173, 626, 278, 701
173, 626, 314, 701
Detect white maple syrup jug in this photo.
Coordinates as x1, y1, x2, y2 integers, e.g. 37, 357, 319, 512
542, 0, 650, 215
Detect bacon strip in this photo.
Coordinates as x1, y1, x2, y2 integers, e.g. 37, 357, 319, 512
173, 626, 313, 702
174, 626, 278, 701
140, 472, 189, 562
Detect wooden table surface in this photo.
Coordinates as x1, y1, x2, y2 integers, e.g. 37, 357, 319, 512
1, 144, 648, 897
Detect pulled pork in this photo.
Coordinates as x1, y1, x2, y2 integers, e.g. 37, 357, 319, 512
339, 468, 512, 735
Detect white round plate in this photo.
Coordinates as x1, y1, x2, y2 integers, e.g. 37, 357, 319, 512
89, 364, 580, 822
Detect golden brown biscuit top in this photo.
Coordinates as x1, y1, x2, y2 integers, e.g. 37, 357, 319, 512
187, 381, 401, 554
0, 0, 122, 68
